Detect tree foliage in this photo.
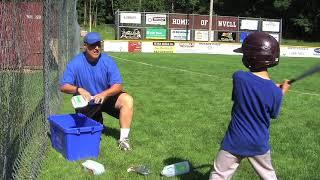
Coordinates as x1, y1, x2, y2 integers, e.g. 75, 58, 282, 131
77, 0, 320, 40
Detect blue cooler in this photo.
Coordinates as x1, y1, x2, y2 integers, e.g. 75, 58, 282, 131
48, 113, 103, 161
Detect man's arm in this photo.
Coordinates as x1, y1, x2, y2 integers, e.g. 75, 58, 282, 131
60, 84, 78, 94
60, 84, 92, 101
93, 84, 123, 104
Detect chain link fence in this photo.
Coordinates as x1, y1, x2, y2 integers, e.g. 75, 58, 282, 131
0, 0, 79, 179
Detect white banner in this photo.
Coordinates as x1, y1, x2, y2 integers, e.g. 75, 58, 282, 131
141, 42, 153, 53
262, 21, 280, 32
194, 30, 214, 41
240, 19, 258, 30
194, 43, 241, 55
146, 14, 166, 25
280, 46, 320, 58
103, 41, 128, 52
120, 13, 141, 24
170, 30, 191, 40
103, 41, 320, 58
176, 42, 196, 53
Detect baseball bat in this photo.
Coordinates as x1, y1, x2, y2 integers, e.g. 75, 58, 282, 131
288, 64, 320, 84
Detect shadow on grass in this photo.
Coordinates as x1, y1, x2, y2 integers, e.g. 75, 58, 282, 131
47, 132, 51, 140
102, 125, 119, 140
162, 157, 212, 180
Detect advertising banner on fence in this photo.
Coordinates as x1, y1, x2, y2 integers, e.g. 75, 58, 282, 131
170, 29, 191, 40
169, 14, 193, 29
141, 42, 153, 52
153, 41, 176, 53
194, 42, 241, 55
218, 32, 236, 42
280, 46, 320, 58
262, 21, 280, 32
240, 19, 258, 30
314, 48, 320, 56
311, 47, 320, 57
120, 13, 141, 24
216, 16, 238, 31
176, 42, 195, 53
103, 41, 320, 58
145, 14, 166, 25
194, 30, 214, 41
104, 41, 128, 52
193, 15, 216, 29
119, 28, 142, 40
145, 28, 167, 39
196, 42, 222, 54
128, 41, 142, 52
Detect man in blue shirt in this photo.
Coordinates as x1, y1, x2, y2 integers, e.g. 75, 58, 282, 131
60, 32, 133, 151
210, 32, 291, 179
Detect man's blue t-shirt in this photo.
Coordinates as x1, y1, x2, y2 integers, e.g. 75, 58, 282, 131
60, 52, 123, 95
221, 70, 283, 156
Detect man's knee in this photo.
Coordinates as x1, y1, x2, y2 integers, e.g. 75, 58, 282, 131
118, 93, 134, 109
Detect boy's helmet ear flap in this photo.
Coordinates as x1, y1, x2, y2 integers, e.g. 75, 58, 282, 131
242, 57, 250, 69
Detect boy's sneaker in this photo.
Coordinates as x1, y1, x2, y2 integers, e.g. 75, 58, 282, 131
118, 138, 132, 151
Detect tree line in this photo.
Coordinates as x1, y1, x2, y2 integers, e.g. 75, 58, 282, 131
77, 0, 320, 41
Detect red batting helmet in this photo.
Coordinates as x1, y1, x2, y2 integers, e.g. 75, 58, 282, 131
234, 32, 280, 71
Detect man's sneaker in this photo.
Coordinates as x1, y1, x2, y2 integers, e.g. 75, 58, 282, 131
118, 138, 132, 151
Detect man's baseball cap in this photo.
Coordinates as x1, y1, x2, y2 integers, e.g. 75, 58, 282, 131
84, 32, 102, 44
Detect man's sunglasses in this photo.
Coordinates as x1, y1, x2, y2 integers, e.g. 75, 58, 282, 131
87, 41, 102, 47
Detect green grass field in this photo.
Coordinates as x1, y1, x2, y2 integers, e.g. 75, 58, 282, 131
85, 24, 116, 40
39, 53, 320, 179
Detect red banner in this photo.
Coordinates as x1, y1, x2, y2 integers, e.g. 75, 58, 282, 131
128, 41, 142, 53
175, 15, 237, 31
169, 14, 194, 29
193, 15, 217, 29
216, 16, 238, 31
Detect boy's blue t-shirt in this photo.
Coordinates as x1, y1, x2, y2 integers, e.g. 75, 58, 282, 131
60, 52, 123, 95
221, 70, 283, 156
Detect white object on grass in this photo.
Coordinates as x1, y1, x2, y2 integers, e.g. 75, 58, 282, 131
161, 161, 190, 177
71, 95, 89, 109
82, 160, 105, 175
